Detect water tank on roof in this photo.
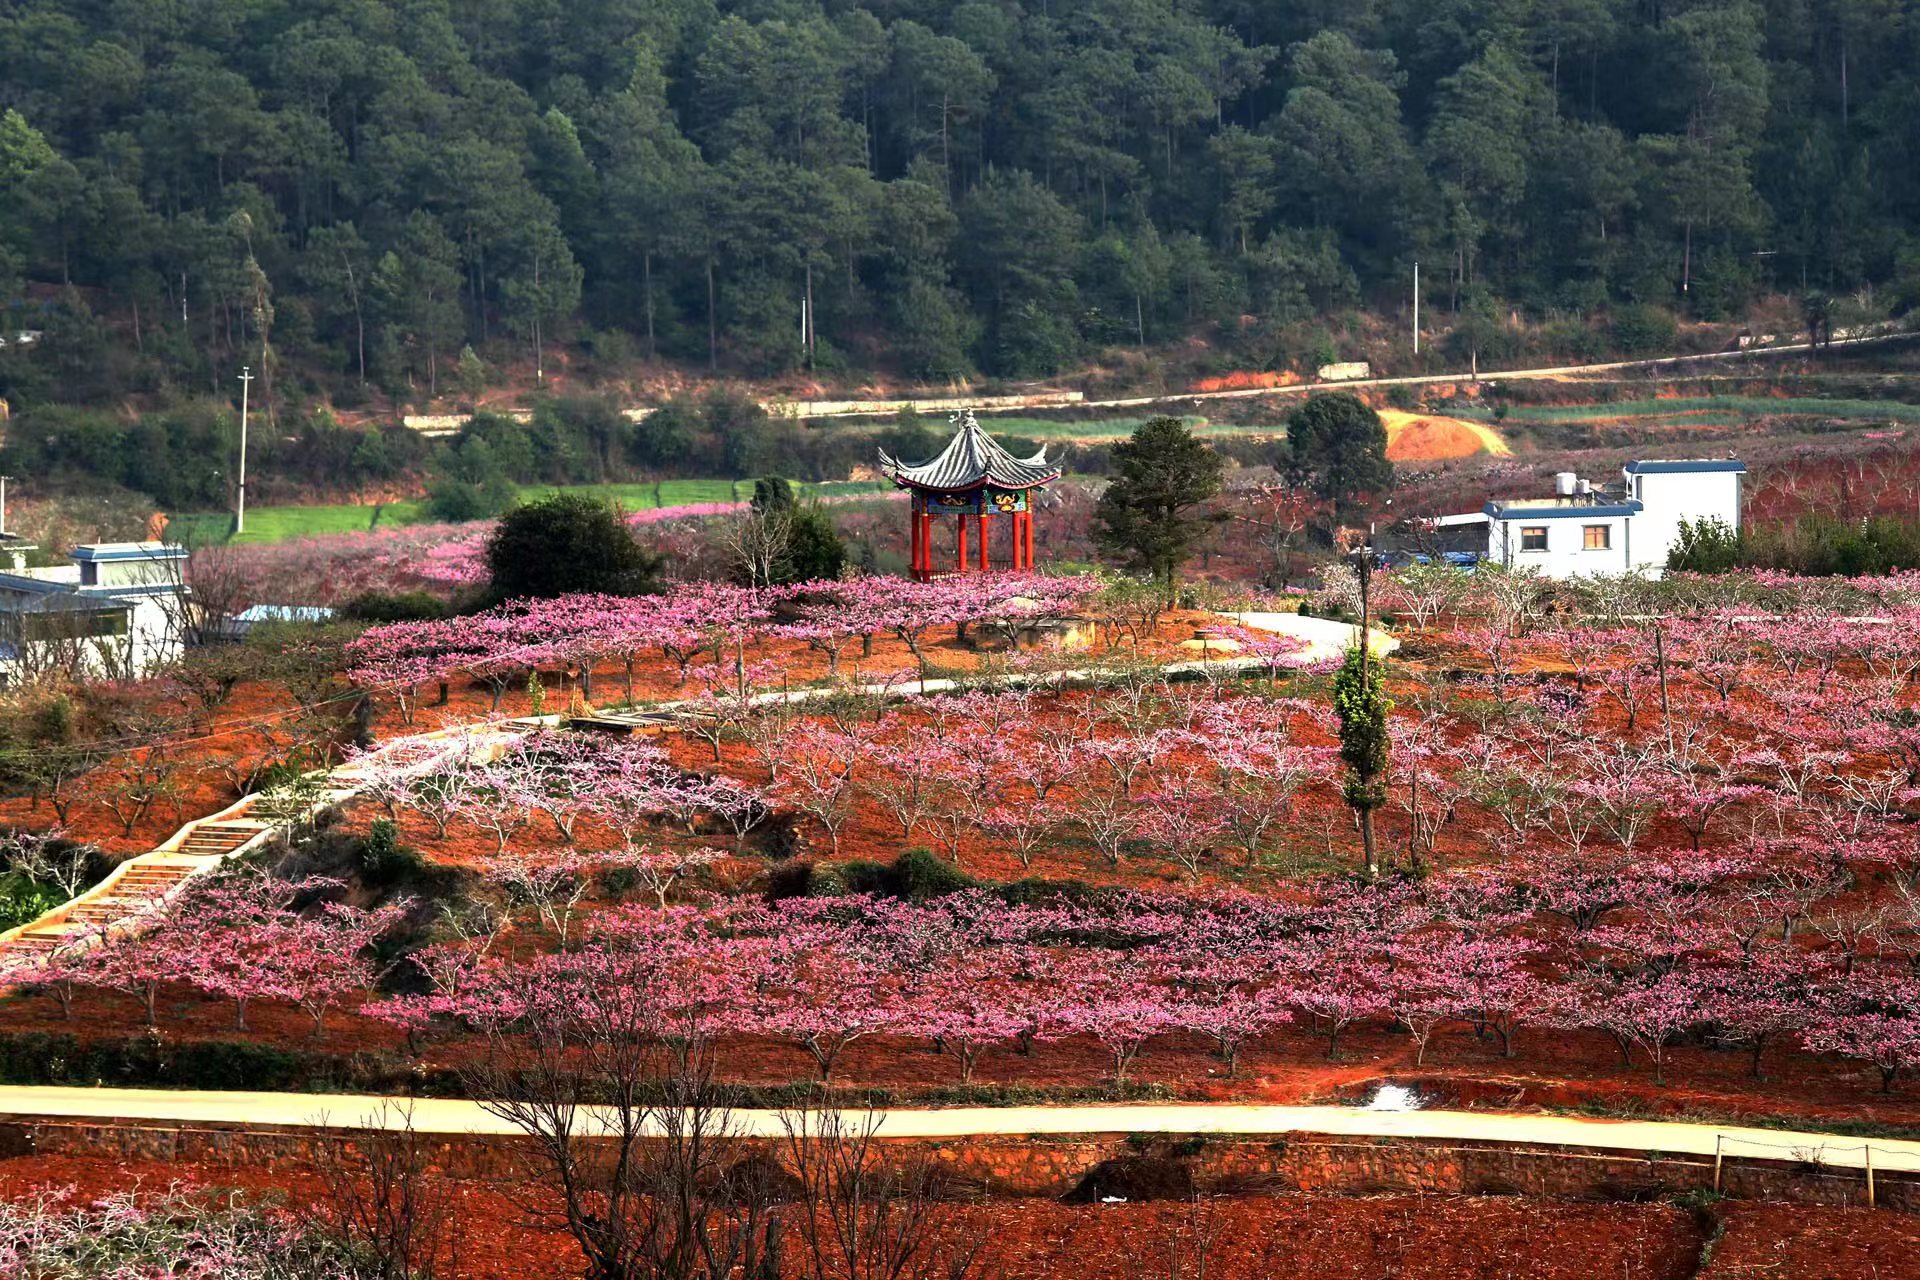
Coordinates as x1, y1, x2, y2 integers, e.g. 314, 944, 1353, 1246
1554, 472, 1577, 497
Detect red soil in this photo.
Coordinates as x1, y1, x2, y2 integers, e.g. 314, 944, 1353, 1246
1191, 370, 1305, 393
0, 1152, 1720, 1280
15, 620, 1920, 1138
1702, 1202, 1920, 1279
3, 611, 1220, 858
18, 1150, 1920, 1280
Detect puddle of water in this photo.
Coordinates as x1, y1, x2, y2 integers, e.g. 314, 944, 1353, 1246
1366, 1083, 1423, 1112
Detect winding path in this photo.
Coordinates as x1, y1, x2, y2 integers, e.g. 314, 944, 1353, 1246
401, 327, 1917, 433
0, 1085, 1914, 1177
2, 610, 1380, 959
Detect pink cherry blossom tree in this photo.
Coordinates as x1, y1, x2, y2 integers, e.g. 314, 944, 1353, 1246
1042, 956, 1179, 1085
1803, 968, 1920, 1093
772, 721, 867, 854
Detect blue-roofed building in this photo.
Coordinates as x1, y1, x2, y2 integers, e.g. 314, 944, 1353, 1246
0, 541, 190, 686
1472, 458, 1744, 578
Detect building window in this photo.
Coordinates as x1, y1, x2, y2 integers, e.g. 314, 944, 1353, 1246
1519, 526, 1548, 552
1583, 525, 1612, 550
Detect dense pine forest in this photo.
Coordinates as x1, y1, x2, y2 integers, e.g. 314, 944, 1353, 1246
3, 0, 1919, 411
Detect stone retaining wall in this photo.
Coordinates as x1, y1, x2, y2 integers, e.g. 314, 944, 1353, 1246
4, 1117, 1912, 1212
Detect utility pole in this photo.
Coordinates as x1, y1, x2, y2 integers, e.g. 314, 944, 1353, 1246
0, 474, 12, 536
236, 365, 253, 536
1412, 261, 1421, 355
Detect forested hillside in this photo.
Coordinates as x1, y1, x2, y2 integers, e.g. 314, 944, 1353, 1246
3, 0, 1918, 410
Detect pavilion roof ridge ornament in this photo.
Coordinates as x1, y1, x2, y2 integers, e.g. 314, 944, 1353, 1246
878, 407, 1062, 492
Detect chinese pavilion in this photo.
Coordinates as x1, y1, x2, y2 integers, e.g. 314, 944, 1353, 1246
880, 410, 1061, 580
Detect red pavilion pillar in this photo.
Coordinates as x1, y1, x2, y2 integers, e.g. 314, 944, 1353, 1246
909, 493, 922, 578
955, 510, 968, 573
977, 512, 990, 571
921, 504, 934, 579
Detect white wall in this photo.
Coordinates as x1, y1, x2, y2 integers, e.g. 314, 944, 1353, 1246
1626, 469, 1742, 574
1488, 512, 1634, 578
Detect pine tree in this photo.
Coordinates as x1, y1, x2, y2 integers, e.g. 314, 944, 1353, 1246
1092, 416, 1226, 600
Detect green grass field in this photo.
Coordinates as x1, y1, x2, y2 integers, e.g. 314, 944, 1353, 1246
973, 413, 1270, 441
174, 478, 891, 546
1455, 395, 1920, 425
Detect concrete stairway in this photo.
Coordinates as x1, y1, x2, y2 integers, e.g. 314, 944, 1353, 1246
3, 861, 201, 955
0, 721, 530, 968
175, 821, 270, 858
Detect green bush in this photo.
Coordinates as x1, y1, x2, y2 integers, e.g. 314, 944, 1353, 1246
766, 849, 979, 902
341, 590, 450, 623
0, 872, 65, 929
765, 859, 821, 900
1667, 517, 1744, 574
600, 864, 640, 900
806, 864, 850, 897
484, 492, 665, 600
425, 472, 517, 522
1681, 514, 1920, 577
354, 819, 424, 886
1609, 303, 1678, 355
244, 759, 305, 796
888, 847, 980, 900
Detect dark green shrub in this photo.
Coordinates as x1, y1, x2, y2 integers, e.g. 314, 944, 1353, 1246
484, 492, 664, 601
600, 865, 640, 900
341, 591, 450, 623
765, 860, 818, 900
354, 819, 423, 887
807, 864, 850, 897
1667, 517, 1744, 574
837, 860, 890, 895
425, 472, 517, 522
244, 759, 305, 796
889, 847, 979, 901
0, 1031, 459, 1095
0, 873, 65, 929
1609, 303, 1678, 355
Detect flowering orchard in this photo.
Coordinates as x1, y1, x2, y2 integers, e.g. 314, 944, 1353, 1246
20, 563, 1920, 1111
343, 572, 1106, 721
2, 870, 406, 1040
352, 871, 1920, 1094
328, 567, 1920, 1099
0, 1183, 371, 1280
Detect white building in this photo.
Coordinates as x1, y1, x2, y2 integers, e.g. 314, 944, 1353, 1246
1475, 459, 1744, 578
0, 540, 190, 685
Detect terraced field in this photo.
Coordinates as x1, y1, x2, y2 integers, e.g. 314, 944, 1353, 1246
170, 478, 889, 545
1455, 394, 1920, 426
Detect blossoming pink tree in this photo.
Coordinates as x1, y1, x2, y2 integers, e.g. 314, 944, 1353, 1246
1042, 954, 1181, 1085
1802, 970, 1920, 1093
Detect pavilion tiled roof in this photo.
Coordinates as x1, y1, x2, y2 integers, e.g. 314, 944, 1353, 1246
879, 410, 1061, 491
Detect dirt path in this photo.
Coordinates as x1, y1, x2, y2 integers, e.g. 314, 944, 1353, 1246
402, 331, 1917, 432
1074, 329, 1916, 412
2, 1086, 1915, 1176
